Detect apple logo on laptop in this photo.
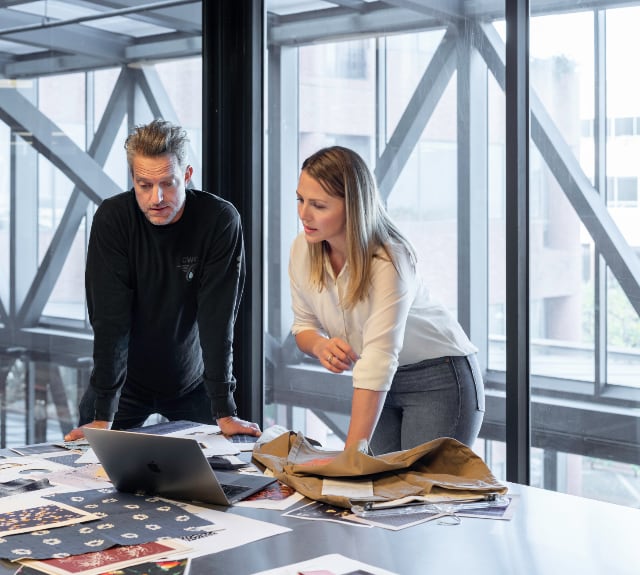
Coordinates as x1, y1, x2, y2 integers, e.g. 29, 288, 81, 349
147, 461, 162, 473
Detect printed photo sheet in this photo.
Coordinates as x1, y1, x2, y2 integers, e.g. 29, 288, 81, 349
0, 498, 102, 537
16, 538, 190, 575
283, 501, 370, 528
234, 481, 305, 510
95, 557, 190, 575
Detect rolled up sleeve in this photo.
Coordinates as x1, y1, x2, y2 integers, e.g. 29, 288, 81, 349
352, 252, 417, 392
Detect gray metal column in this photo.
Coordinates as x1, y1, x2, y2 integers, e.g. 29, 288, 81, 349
505, 0, 531, 484
457, 18, 489, 369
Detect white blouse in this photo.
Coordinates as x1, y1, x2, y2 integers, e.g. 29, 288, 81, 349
289, 233, 477, 392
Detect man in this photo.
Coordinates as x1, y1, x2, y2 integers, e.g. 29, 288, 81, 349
65, 119, 260, 441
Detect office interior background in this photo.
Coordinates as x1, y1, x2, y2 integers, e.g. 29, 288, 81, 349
0, 0, 638, 510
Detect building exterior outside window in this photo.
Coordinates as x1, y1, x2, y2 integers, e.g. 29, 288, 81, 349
264, 0, 640, 508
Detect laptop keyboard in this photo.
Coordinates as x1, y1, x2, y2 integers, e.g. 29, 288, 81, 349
220, 483, 248, 499
227, 434, 256, 444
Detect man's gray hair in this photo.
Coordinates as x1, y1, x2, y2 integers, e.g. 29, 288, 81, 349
124, 119, 189, 169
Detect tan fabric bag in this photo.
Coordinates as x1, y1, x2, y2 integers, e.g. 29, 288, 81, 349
252, 431, 507, 509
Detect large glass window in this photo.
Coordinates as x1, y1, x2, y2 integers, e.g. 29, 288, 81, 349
265, 0, 640, 508
0, 1, 202, 447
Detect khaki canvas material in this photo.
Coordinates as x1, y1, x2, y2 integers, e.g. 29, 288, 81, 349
252, 432, 508, 509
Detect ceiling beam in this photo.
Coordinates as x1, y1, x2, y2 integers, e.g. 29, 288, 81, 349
0, 11, 127, 61
3, 34, 201, 78
126, 34, 201, 60
382, 0, 465, 21
4, 53, 112, 78
268, 3, 443, 46
67, 0, 201, 33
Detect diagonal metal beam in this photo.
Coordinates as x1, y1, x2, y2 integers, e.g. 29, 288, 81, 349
17, 188, 91, 328
134, 66, 202, 182
0, 299, 8, 325
530, 95, 640, 314
473, 22, 505, 88
0, 90, 121, 206
476, 22, 640, 316
16, 69, 131, 326
375, 26, 457, 200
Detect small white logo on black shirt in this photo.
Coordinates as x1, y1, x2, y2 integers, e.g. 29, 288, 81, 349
178, 256, 199, 282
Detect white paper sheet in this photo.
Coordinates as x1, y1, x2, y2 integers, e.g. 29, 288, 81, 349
0, 456, 73, 481
250, 552, 399, 575
174, 502, 291, 558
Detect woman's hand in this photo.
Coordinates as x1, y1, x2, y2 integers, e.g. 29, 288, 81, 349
316, 336, 359, 373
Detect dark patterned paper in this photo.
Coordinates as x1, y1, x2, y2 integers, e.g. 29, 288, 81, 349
0, 488, 212, 561
0, 502, 99, 536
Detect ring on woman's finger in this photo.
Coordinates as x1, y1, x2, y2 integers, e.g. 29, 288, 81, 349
327, 354, 333, 364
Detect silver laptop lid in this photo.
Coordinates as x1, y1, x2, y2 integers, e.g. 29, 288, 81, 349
83, 427, 235, 505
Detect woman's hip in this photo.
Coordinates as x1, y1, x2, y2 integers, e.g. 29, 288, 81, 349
390, 353, 485, 411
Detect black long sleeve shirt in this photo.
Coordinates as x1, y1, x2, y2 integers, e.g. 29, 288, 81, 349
85, 188, 245, 422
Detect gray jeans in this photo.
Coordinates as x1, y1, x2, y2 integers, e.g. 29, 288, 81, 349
370, 353, 485, 454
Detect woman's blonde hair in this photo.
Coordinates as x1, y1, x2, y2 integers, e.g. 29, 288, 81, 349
301, 146, 417, 308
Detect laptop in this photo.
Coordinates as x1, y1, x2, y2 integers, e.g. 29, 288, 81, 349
83, 427, 276, 506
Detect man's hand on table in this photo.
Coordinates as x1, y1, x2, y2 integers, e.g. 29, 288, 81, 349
217, 415, 262, 438
63, 417, 261, 441
64, 420, 111, 442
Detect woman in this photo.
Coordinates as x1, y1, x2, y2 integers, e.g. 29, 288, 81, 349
289, 146, 484, 453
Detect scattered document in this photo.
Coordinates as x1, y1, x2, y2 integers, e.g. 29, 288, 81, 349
250, 552, 398, 575
283, 501, 369, 528
235, 481, 305, 510
172, 501, 292, 558
0, 456, 74, 481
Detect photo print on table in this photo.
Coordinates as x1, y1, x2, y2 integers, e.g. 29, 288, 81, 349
16, 539, 190, 575
0, 500, 101, 537
283, 501, 369, 527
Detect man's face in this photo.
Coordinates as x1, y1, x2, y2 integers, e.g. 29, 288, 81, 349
132, 153, 193, 226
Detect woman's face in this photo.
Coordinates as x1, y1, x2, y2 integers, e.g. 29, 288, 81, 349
296, 170, 346, 248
